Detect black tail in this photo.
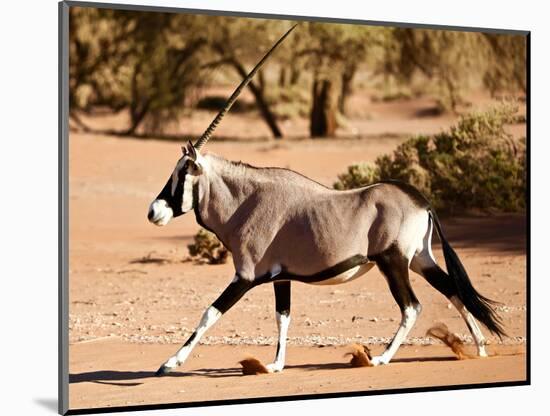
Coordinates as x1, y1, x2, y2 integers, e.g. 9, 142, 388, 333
429, 210, 507, 338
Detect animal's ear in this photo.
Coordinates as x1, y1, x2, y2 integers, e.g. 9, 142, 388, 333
182, 141, 202, 174
186, 141, 198, 161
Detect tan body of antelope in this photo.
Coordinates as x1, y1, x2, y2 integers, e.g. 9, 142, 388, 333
147, 26, 504, 376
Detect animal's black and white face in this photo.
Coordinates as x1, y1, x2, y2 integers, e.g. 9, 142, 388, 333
148, 142, 204, 226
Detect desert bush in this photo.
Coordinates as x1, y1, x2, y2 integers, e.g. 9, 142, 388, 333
333, 162, 379, 190
187, 229, 229, 264
334, 105, 526, 213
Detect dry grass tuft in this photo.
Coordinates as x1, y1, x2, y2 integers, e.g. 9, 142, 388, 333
426, 322, 474, 360
188, 229, 229, 264
345, 344, 373, 367
239, 357, 270, 375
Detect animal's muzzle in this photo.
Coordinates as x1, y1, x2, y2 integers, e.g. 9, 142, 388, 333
148, 199, 174, 226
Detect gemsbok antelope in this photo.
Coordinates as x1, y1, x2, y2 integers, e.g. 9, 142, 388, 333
147, 25, 505, 376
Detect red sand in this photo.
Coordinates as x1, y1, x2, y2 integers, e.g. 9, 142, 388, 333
68, 99, 526, 410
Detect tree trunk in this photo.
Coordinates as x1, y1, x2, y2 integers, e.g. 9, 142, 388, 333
125, 62, 151, 136
278, 67, 287, 88
232, 61, 283, 139
126, 100, 151, 135
338, 63, 356, 115
258, 69, 266, 93
290, 61, 301, 85
310, 77, 337, 138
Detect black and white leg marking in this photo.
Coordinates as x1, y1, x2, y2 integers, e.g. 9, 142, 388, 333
267, 281, 291, 373
156, 277, 253, 376
450, 295, 488, 357
410, 231, 488, 358
371, 248, 422, 366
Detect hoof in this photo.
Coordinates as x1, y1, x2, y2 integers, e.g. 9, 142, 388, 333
266, 363, 283, 373
155, 365, 174, 377
478, 348, 489, 358
370, 356, 389, 367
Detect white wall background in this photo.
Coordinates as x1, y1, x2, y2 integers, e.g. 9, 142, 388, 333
0, 0, 545, 414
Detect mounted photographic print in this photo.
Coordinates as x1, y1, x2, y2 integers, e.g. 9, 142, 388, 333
59, 1, 529, 414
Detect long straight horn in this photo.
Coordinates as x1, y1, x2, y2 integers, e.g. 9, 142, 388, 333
194, 24, 297, 151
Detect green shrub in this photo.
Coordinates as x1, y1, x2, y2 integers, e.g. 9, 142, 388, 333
333, 162, 379, 190
187, 229, 229, 264
334, 104, 526, 213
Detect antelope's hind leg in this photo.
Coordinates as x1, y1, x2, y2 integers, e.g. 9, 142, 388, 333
156, 277, 253, 376
266, 281, 291, 373
371, 248, 422, 366
410, 250, 488, 357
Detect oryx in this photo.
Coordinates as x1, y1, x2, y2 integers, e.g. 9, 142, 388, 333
147, 25, 505, 376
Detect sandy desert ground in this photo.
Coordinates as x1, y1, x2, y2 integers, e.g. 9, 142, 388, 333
68, 99, 527, 411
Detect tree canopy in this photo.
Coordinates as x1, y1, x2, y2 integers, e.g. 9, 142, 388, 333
69, 8, 526, 138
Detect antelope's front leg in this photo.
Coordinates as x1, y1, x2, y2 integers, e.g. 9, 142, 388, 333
156, 277, 253, 376
266, 281, 291, 373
